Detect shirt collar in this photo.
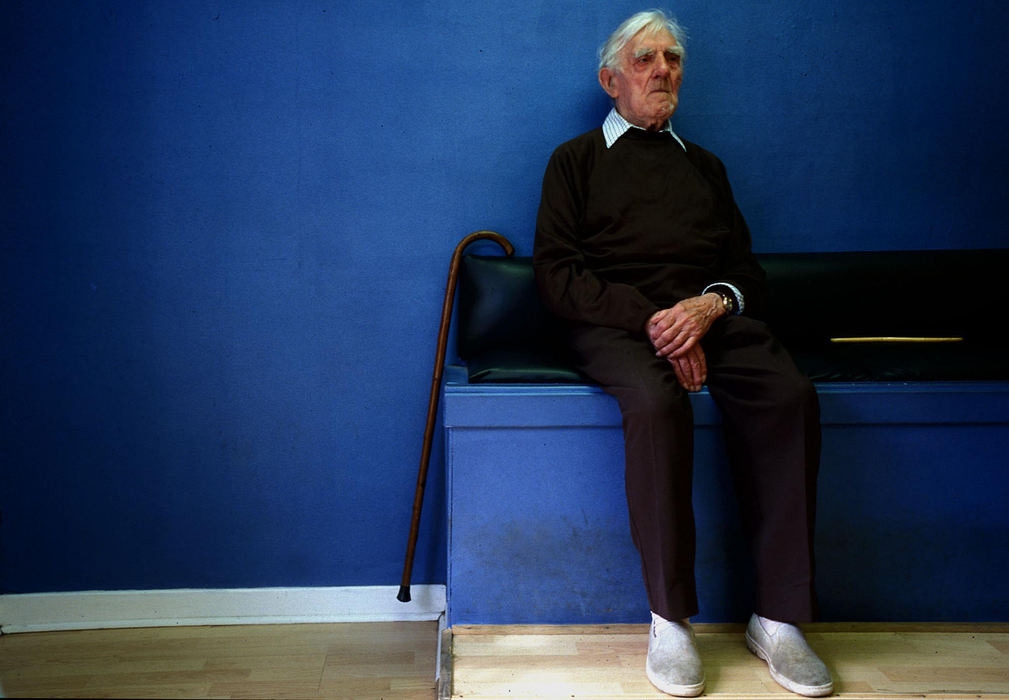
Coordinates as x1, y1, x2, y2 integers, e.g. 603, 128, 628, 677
602, 107, 686, 151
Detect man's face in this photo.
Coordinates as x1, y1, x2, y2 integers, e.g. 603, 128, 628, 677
599, 28, 683, 130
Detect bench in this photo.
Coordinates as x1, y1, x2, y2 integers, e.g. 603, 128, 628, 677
443, 246, 1009, 625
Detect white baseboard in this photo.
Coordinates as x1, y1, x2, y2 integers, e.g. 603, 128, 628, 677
0, 585, 446, 634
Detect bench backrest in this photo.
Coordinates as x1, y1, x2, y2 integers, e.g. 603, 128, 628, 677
456, 249, 1009, 383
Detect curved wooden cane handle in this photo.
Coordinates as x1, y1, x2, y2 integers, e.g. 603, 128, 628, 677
398, 231, 514, 603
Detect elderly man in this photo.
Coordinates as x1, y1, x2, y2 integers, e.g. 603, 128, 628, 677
533, 9, 832, 698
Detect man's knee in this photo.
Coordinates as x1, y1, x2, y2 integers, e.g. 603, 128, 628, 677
787, 373, 819, 418
619, 379, 692, 423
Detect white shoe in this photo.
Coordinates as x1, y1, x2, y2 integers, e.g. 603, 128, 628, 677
646, 614, 705, 697
745, 614, 833, 697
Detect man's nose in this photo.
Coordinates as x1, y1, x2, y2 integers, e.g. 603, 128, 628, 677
653, 55, 672, 76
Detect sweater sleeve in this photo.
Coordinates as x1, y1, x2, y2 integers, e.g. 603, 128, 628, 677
688, 146, 766, 317
533, 138, 661, 333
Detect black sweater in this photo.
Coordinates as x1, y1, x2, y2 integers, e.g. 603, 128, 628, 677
533, 127, 765, 334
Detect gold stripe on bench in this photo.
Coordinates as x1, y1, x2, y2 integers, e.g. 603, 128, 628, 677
829, 336, 964, 343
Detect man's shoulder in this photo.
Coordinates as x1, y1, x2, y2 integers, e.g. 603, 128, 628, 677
682, 138, 720, 163
549, 127, 605, 160
682, 138, 728, 177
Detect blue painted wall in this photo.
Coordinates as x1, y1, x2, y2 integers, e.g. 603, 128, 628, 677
2, 1, 1007, 594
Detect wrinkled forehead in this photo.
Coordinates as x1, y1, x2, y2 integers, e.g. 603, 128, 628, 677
624, 27, 680, 58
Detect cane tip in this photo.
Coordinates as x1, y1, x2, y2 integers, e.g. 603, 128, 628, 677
397, 586, 412, 603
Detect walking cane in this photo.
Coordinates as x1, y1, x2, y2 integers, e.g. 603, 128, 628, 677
398, 230, 515, 603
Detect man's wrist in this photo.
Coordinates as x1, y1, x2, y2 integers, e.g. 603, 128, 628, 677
705, 291, 732, 317
701, 282, 743, 316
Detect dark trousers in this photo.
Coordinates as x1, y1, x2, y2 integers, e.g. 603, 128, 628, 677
568, 315, 821, 623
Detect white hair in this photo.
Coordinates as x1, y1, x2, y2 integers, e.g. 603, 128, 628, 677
598, 9, 688, 72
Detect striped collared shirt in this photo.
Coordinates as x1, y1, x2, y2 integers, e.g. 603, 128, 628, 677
602, 107, 686, 151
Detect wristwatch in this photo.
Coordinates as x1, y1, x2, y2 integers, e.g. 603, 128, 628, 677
718, 292, 735, 315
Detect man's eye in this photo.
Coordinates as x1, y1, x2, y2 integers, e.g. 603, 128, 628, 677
636, 54, 653, 64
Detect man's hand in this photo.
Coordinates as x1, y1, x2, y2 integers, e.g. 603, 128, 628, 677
669, 343, 707, 392
647, 293, 725, 392
647, 293, 725, 358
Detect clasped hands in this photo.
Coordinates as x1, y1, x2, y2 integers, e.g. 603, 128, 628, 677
646, 293, 726, 392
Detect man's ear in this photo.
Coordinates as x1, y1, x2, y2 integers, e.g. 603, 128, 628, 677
598, 67, 618, 99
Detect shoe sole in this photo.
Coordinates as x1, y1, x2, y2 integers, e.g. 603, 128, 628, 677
645, 664, 705, 697
645, 673, 702, 697
745, 631, 833, 697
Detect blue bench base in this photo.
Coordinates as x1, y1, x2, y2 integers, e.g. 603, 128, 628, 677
443, 366, 1009, 625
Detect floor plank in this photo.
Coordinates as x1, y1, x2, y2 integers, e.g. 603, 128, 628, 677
448, 623, 1009, 699
4, 621, 1008, 699
0, 621, 440, 699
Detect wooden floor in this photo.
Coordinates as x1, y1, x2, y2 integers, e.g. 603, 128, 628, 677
448, 623, 1009, 699
0, 621, 440, 699
2, 621, 1009, 699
